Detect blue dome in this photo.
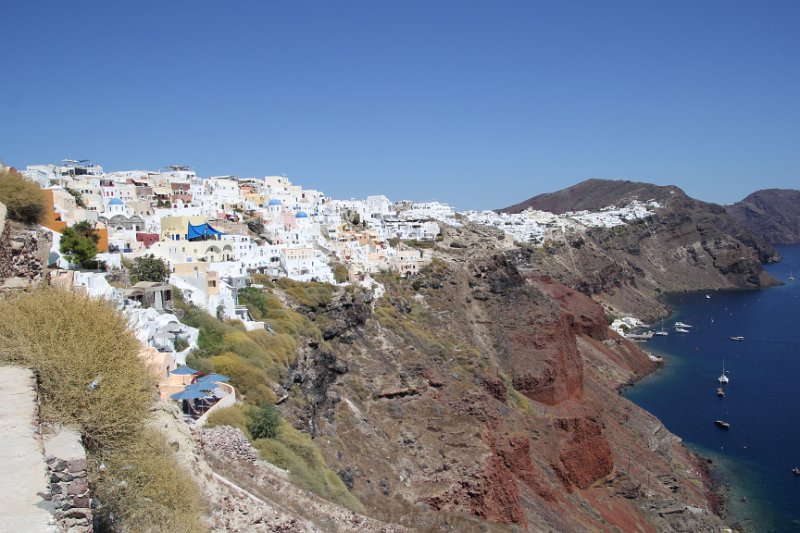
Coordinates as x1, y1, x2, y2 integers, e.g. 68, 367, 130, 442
295, 211, 308, 218
109, 198, 124, 205
268, 199, 282, 206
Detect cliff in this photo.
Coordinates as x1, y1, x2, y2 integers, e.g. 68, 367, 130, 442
264, 228, 728, 532
500, 179, 779, 320
726, 189, 800, 245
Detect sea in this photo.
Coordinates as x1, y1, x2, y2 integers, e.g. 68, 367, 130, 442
624, 245, 800, 533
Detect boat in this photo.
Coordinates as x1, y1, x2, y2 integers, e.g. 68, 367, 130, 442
790, 269, 794, 281
675, 321, 693, 328
626, 331, 654, 341
719, 361, 730, 384
675, 327, 690, 333
654, 320, 669, 336
793, 467, 800, 476
716, 387, 725, 397
715, 420, 730, 429
730, 336, 744, 341
706, 294, 711, 299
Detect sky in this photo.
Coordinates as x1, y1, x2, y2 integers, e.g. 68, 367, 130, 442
1, 1, 798, 210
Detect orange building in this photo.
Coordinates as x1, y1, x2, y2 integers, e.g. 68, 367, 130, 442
40, 189, 109, 252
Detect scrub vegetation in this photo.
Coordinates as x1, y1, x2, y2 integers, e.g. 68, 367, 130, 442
0, 287, 205, 532
0, 167, 47, 224
179, 280, 361, 510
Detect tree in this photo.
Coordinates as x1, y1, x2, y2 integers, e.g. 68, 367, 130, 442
247, 402, 282, 439
129, 255, 170, 284
60, 221, 99, 268
0, 167, 47, 224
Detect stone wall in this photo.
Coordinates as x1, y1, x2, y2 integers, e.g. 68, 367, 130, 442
0, 223, 51, 289
44, 428, 93, 532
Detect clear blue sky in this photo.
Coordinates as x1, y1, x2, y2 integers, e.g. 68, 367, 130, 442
2, 1, 798, 209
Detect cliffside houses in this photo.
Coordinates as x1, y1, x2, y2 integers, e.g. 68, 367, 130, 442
461, 200, 661, 244
24, 161, 452, 318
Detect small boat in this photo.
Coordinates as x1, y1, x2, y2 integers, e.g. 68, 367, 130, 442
706, 294, 711, 299
793, 467, 800, 476
719, 360, 730, 384
717, 387, 725, 397
715, 420, 731, 429
675, 327, 690, 333
626, 330, 654, 341
790, 269, 794, 281
730, 336, 744, 341
675, 321, 693, 328
654, 320, 669, 336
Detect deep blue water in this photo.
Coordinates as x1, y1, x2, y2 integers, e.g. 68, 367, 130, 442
625, 245, 800, 532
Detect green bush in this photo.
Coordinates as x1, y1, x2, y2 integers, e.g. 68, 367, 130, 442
60, 221, 100, 268
130, 254, 170, 284
206, 404, 248, 434
210, 352, 276, 405
332, 262, 349, 283
0, 167, 47, 224
275, 278, 335, 309
247, 403, 282, 439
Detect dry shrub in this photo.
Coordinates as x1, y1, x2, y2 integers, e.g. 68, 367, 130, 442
0, 167, 47, 224
94, 427, 206, 532
0, 286, 153, 448
0, 287, 208, 531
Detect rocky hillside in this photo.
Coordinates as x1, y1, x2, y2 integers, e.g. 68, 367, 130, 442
726, 189, 800, 245
500, 179, 779, 320
251, 228, 729, 533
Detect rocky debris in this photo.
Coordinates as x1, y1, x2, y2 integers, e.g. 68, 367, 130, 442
201, 426, 260, 464
44, 427, 93, 532
0, 221, 52, 290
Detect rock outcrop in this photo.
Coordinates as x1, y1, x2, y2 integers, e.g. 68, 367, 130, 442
727, 188, 800, 244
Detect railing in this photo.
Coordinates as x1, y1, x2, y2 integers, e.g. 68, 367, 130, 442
192, 382, 236, 428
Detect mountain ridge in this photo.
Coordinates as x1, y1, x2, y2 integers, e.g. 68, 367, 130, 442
726, 188, 800, 245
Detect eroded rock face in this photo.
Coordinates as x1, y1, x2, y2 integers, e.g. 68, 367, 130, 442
553, 417, 614, 490
270, 244, 726, 532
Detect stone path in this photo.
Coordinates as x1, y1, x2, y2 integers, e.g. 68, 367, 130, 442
0, 366, 55, 532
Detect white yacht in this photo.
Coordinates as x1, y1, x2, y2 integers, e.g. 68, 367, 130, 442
718, 361, 730, 384
674, 321, 693, 328
675, 327, 690, 333
654, 320, 669, 336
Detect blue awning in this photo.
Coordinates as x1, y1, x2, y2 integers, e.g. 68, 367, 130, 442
170, 366, 198, 375
187, 222, 224, 240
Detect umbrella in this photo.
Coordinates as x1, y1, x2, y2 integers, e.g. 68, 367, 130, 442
196, 373, 230, 383
170, 389, 207, 401
170, 366, 198, 375
184, 382, 216, 393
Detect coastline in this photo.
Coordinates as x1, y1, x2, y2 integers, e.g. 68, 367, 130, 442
620, 257, 800, 533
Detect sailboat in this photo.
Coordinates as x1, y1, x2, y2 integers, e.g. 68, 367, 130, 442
718, 360, 730, 384
790, 269, 795, 281
654, 320, 669, 336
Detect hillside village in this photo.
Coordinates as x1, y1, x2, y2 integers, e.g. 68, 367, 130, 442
8, 161, 664, 410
